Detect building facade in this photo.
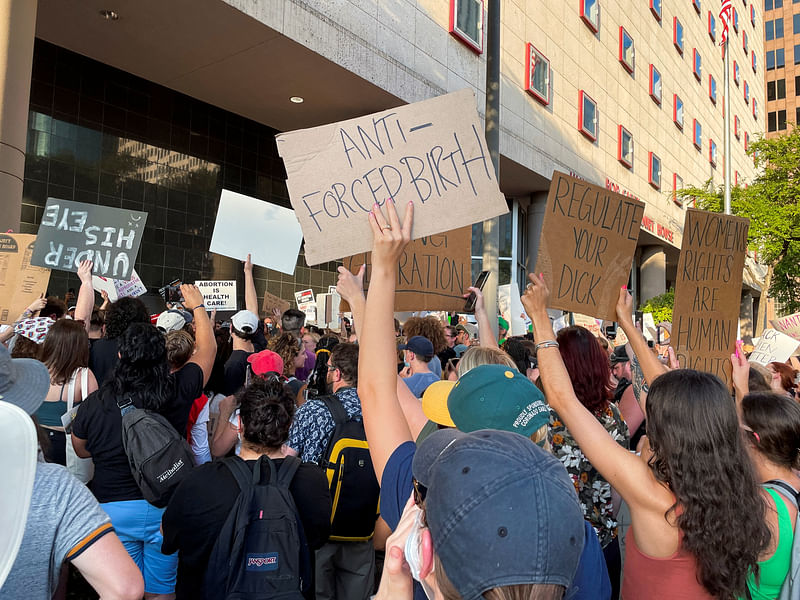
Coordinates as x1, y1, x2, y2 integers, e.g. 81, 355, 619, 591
1, 0, 766, 315
763, 0, 798, 137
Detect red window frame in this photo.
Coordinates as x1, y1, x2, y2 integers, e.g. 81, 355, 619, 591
709, 139, 717, 166
709, 74, 717, 104
673, 94, 684, 129
744, 80, 749, 104
734, 115, 740, 138
578, 90, 598, 141
693, 0, 701, 14
733, 7, 739, 31
751, 5, 755, 25
673, 17, 684, 53
580, 0, 599, 33
619, 26, 635, 73
735, 170, 739, 185
693, 49, 702, 80
673, 173, 684, 206
693, 119, 702, 149
744, 131, 749, 151
743, 30, 748, 53
753, 98, 758, 119
648, 152, 661, 189
649, 64, 662, 104
650, 0, 662, 21
751, 50, 756, 72
733, 60, 740, 85
708, 11, 716, 40
618, 125, 633, 168
525, 43, 551, 105
448, 0, 485, 54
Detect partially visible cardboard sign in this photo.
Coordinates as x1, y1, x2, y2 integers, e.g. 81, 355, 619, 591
210, 190, 303, 275
642, 313, 656, 342
31, 198, 147, 280
92, 268, 147, 302
770, 313, 800, 342
342, 227, 471, 312
276, 89, 509, 265
534, 171, 644, 321
748, 328, 800, 366
195, 280, 237, 311
262, 291, 290, 316
498, 282, 529, 336
316, 292, 342, 330
572, 313, 603, 338
0, 234, 51, 325
671, 209, 750, 387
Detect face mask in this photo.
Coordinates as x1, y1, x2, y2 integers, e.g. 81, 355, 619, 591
403, 360, 411, 368
404, 511, 436, 599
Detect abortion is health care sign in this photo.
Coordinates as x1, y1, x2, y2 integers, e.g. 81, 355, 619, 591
195, 281, 237, 311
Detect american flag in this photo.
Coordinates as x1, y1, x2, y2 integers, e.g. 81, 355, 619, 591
719, 0, 733, 44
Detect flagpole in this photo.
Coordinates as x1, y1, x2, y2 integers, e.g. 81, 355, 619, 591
723, 38, 732, 215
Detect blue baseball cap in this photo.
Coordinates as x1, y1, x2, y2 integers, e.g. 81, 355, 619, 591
398, 335, 434, 357
412, 429, 584, 599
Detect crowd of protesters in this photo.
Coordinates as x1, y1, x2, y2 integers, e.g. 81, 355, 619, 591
2, 198, 800, 600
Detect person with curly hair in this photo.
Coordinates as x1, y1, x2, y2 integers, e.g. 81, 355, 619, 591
270, 332, 307, 398
161, 376, 332, 600
88, 296, 150, 386
402, 316, 447, 377
523, 277, 771, 600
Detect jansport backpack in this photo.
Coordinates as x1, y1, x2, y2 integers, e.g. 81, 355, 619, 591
762, 479, 800, 600
320, 395, 380, 541
119, 399, 195, 508
204, 455, 311, 600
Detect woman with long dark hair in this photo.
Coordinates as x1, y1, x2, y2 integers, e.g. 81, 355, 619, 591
305, 334, 340, 398
523, 277, 770, 600
548, 325, 629, 596
71, 285, 215, 600
37, 318, 98, 473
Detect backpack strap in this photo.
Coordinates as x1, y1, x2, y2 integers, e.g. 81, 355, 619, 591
764, 479, 800, 510
320, 395, 348, 427
222, 456, 256, 492
274, 455, 302, 488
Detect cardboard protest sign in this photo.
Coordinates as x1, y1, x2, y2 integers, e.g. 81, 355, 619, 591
31, 198, 146, 280
770, 313, 800, 342
534, 171, 644, 321
262, 291, 290, 316
748, 328, 800, 366
210, 190, 303, 275
276, 89, 509, 266
341, 227, 471, 312
92, 268, 146, 302
195, 281, 237, 311
671, 209, 750, 387
498, 283, 529, 336
572, 313, 603, 338
0, 234, 51, 325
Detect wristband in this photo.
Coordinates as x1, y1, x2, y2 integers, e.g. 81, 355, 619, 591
534, 340, 559, 351
191, 304, 205, 312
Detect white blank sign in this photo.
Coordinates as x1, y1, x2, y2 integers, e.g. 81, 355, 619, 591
210, 190, 303, 275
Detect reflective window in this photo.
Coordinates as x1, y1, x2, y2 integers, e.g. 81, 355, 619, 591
526, 43, 550, 104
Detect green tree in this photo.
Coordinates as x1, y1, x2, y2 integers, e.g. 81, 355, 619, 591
678, 129, 800, 327
640, 288, 674, 323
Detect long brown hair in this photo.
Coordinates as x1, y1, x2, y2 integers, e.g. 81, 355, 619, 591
269, 333, 302, 378
40, 319, 89, 384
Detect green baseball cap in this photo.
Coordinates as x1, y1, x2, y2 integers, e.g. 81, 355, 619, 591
447, 364, 550, 437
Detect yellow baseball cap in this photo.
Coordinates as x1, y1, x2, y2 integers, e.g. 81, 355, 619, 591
422, 380, 457, 427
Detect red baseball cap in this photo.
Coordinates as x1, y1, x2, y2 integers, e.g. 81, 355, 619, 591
247, 350, 284, 377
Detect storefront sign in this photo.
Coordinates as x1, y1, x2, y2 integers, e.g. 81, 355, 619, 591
195, 280, 237, 311
341, 227, 471, 312
671, 209, 750, 387
276, 88, 508, 265
535, 171, 645, 321
0, 234, 51, 325
31, 198, 147, 280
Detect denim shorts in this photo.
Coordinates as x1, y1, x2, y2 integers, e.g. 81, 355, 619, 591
101, 499, 177, 594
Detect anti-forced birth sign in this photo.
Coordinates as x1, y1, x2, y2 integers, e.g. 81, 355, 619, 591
195, 281, 237, 311
276, 88, 509, 266
672, 209, 750, 387
342, 226, 471, 312
534, 171, 645, 321
31, 198, 147, 280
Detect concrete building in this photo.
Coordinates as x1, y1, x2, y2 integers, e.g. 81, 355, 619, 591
0, 0, 765, 315
763, 0, 797, 136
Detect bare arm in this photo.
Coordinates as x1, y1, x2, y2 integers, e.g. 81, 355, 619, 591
71, 435, 91, 458
521, 274, 670, 511
70, 532, 144, 600
357, 200, 414, 482
469, 286, 498, 349
1, 294, 47, 343
243, 253, 258, 315
181, 284, 216, 386
74, 260, 95, 332
337, 264, 366, 339
730, 342, 749, 420
616, 288, 668, 392
211, 395, 238, 458
396, 377, 429, 440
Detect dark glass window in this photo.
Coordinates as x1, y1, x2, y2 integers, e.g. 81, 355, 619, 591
768, 81, 776, 101
769, 111, 777, 131
778, 78, 787, 98
779, 109, 787, 129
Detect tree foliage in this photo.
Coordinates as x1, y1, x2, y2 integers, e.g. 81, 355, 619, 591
640, 288, 674, 323
677, 129, 800, 313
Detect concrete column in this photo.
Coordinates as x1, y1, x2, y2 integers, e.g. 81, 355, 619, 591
739, 291, 754, 344
639, 245, 666, 304
0, 0, 36, 232
526, 191, 548, 272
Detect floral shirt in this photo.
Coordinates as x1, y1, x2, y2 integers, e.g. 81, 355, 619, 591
287, 387, 362, 464
550, 402, 630, 548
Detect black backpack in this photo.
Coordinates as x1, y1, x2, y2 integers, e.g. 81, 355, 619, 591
119, 400, 195, 508
320, 395, 380, 541
204, 456, 311, 600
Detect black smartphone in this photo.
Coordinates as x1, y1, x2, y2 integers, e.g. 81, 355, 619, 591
604, 323, 617, 340
463, 271, 490, 312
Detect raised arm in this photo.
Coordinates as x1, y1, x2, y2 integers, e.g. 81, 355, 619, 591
616, 288, 667, 389
336, 264, 366, 339
243, 253, 258, 315
521, 274, 663, 509
357, 200, 414, 482
730, 342, 749, 419
469, 285, 498, 349
0, 294, 46, 344
181, 284, 216, 385
74, 260, 95, 332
